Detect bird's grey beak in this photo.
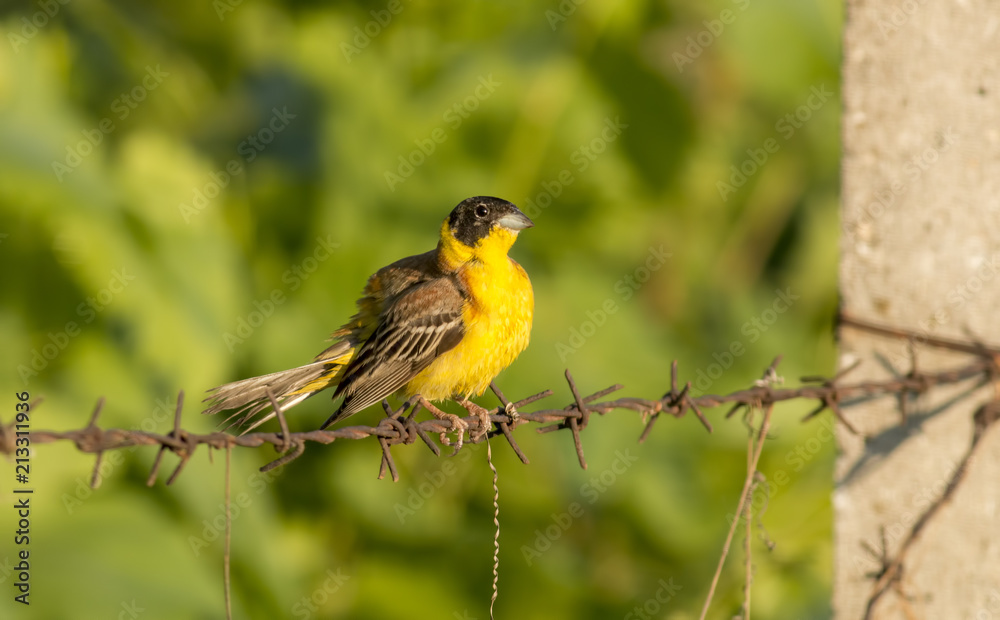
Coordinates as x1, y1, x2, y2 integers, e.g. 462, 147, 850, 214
497, 209, 534, 231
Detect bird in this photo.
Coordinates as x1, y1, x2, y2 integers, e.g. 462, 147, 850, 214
203, 196, 534, 445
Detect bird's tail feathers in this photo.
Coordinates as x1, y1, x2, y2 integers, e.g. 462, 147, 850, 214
202, 359, 344, 434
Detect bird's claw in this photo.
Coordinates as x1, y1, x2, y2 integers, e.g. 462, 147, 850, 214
456, 399, 493, 444
437, 413, 468, 453
472, 409, 491, 443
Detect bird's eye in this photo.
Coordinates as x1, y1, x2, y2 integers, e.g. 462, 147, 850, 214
475, 205, 489, 218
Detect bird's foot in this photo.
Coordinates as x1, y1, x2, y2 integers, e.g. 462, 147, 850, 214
439, 414, 469, 452
418, 396, 469, 452
459, 399, 493, 443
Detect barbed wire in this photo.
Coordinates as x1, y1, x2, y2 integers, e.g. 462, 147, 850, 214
3, 318, 1000, 619
1, 350, 996, 485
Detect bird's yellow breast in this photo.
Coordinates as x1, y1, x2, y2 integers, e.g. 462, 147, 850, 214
405, 227, 533, 401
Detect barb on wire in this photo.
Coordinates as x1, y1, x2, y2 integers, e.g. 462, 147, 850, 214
489, 382, 530, 465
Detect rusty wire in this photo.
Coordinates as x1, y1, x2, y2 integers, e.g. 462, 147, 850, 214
1, 352, 996, 485
3, 319, 1000, 619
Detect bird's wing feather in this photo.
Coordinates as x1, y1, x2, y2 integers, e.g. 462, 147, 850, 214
315, 250, 441, 361
322, 276, 465, 427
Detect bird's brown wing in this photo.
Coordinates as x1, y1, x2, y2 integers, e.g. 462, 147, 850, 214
321, 275, 465, 428
315, 250, 442, 361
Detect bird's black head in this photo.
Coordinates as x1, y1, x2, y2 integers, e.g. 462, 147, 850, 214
447, 196, 534, 248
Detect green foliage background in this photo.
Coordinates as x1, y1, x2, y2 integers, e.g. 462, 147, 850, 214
0, 0, 840, 618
